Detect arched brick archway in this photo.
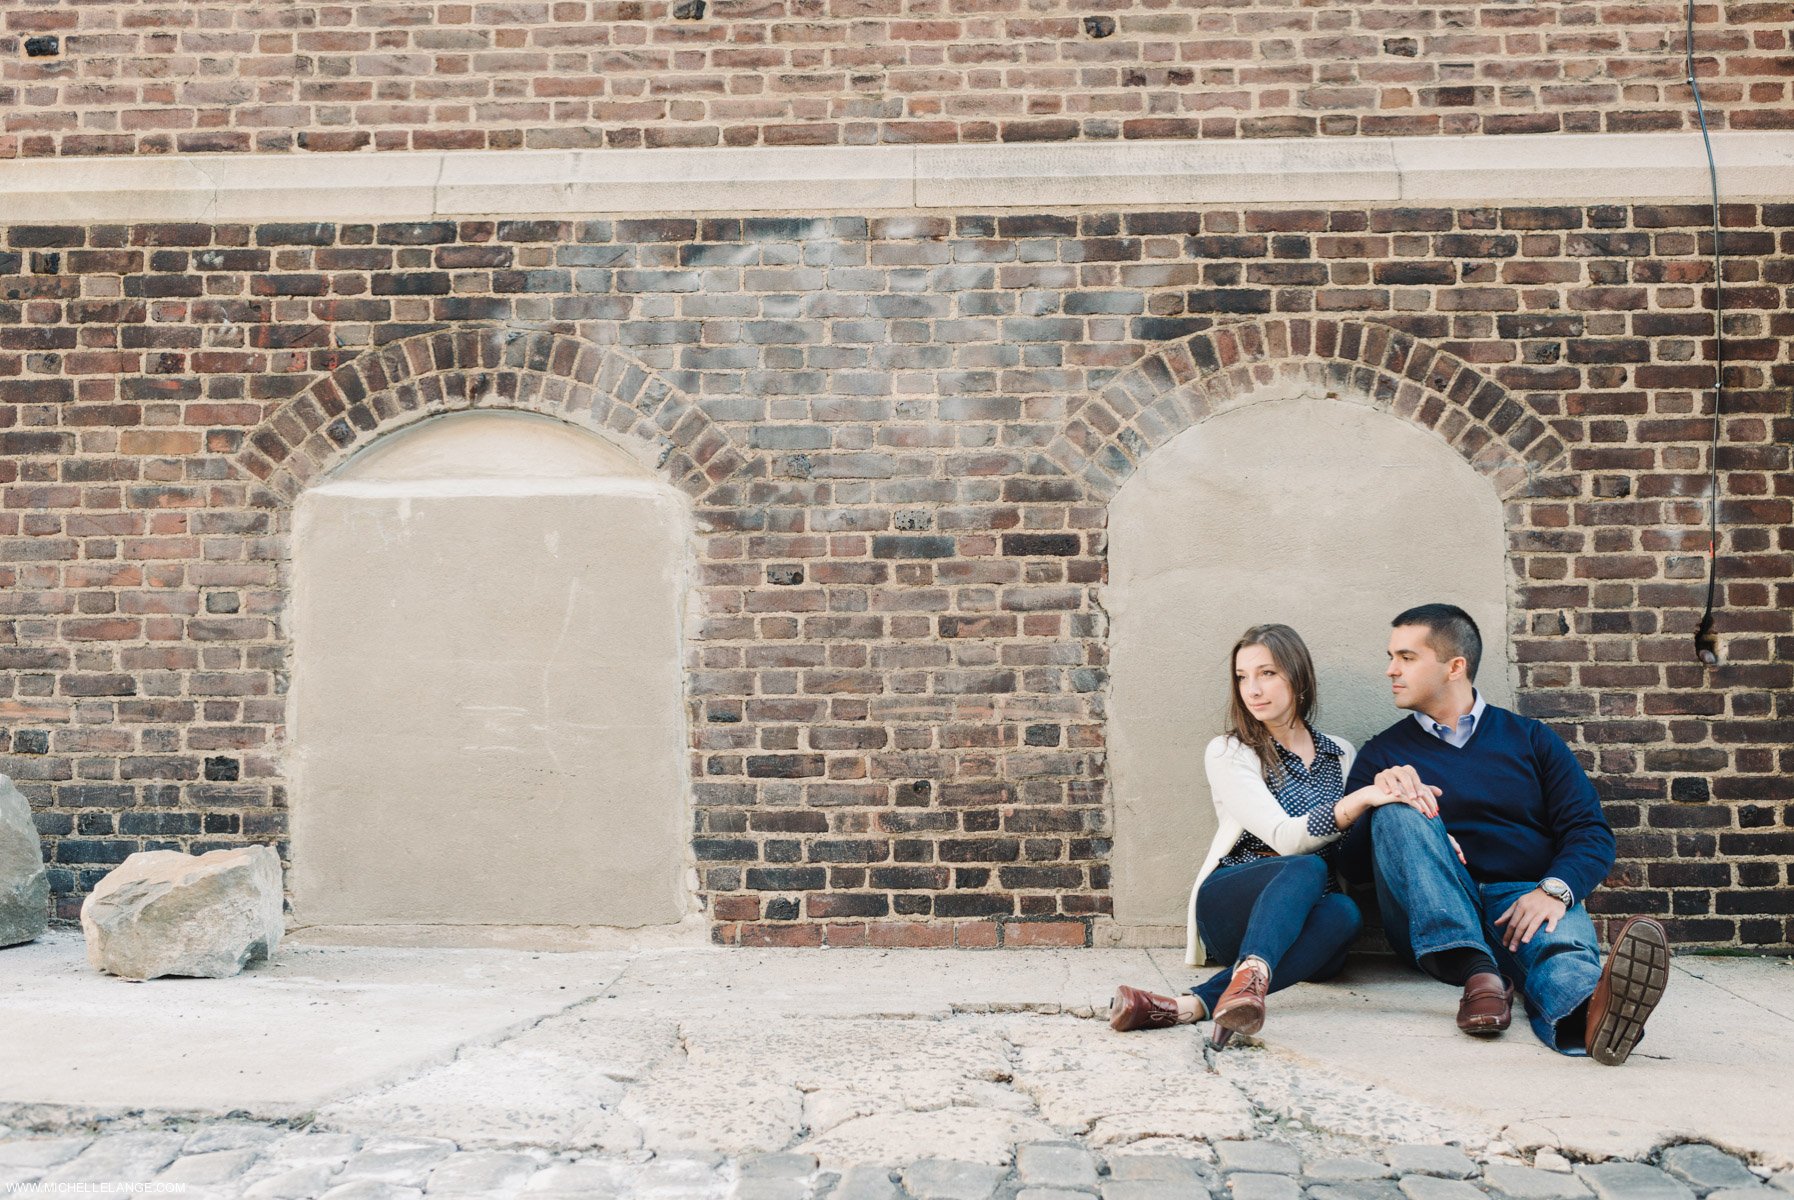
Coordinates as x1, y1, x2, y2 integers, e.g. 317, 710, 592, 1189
1048, 318, 1569, 503
1084, 318, 1564, 938
232, 326, 755, 505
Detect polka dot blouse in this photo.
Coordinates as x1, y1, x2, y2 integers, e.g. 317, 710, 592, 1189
1218, 726, 1346, 869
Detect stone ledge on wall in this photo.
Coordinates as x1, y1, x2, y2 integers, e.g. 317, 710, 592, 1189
2, 132, 1792, 223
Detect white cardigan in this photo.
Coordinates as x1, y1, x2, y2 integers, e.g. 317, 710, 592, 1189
1184, 732, 1357, 966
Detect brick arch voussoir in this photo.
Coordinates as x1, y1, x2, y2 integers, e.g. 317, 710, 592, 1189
233, 327, 751, 505
1049, 318, 1568, 503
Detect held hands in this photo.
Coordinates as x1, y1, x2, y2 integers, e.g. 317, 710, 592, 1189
1333, 771, 1444, 829
1372, 765, 1441, 818
1493, 888, 1567, 952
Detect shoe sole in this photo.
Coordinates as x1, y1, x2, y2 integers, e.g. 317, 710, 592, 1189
1212, 998, 1264, 1038
1589, 919, 1671, 1066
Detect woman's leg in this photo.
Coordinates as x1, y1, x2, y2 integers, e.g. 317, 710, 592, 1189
1192, 856, 1343, 1010
1264, 892, 1362, 989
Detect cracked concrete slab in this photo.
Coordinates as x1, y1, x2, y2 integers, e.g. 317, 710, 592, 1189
2, 932, 1786, 1175
0, 931, 630, 1115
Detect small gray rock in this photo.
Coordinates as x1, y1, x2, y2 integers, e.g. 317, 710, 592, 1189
1307, 1159, 1391, 1183
0, 775, 50, 949
1706, 1191, 1778, 1200
1577, 1163, 1695, 1200
1217, 1143, 1301, 1176
1020, 1190, 1101, 1200
1660, 1147, 1761, 1194
159, 1149, 262, 1185
902, 1159, 1007, 1200
1398, 1177, 1484, 1200
81, 845, 285, 980
1385, 1147, 1477, 1180
1019, 1144, 1100, 1190
828, 1165, 900, 1200
1227, 1173, 1301, 1200
1481, 1164, 1593, 1199
1767, 1177, 1794, 1197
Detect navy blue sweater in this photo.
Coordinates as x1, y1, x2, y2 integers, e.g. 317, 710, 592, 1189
1338, 704, 1616, 903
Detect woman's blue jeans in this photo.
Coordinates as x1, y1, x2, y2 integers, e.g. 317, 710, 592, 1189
1369, 803, 1605, 1054
1190, 854, 1363, 1014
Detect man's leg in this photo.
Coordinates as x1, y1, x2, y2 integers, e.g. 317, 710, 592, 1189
1479, 882, 1602, 1053
1481, 885, 1668, 1062
1369, 804, 1492, 970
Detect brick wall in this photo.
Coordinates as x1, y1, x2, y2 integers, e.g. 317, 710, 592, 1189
1, 1, 1789, 157
1, 205, 1789, 948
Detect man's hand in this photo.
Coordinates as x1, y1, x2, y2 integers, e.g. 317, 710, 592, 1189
1371, 765, 1441, 818
1493, 888, 1567, 952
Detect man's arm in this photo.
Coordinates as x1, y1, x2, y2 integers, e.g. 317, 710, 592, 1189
1532, 720, 1616, 903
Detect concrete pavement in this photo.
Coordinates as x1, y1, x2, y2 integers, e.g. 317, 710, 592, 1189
1, 930, 1790, 1197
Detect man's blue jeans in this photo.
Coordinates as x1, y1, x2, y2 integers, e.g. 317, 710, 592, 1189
1190, 854, 1363, 1015
1370, 803, 1604, 1054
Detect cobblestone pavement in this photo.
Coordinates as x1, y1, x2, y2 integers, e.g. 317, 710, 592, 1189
0, 1121, 1789, 1199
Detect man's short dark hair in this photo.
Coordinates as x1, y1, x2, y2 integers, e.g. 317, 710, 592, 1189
1393, 603, 1482, 680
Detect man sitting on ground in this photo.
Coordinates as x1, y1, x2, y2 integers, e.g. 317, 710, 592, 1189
1337, 603, 1670, 1064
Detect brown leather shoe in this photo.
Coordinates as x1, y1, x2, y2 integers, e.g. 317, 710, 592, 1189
1585, 916, 1670, 1066
1109, 984, 1181, 1032
1211, 961, 1269, 1041
1457, 971, 1515, 1035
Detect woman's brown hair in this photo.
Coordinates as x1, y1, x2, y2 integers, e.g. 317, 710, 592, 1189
1224, 623, 1319, 781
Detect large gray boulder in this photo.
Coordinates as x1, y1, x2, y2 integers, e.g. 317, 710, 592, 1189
0, 774, 50, 948
81, 846, 284, 980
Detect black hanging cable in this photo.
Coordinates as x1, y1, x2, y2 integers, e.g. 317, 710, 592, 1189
1685, 0, 1724, 666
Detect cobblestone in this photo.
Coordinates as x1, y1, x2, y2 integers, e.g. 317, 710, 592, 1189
0, 1119, 1779, 1200
1660, 1146, 1762, 1194
1217, 1142, 1301, 1175
1396, 1176, 1484, 1200
1480, 1164, 1593, 1199
1383, 1146, 1477, 1180
1018, 1143, 1101, 1189
1577, 1163, 1697, 1200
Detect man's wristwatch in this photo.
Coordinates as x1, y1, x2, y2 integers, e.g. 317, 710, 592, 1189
1538, 877, 1573, 907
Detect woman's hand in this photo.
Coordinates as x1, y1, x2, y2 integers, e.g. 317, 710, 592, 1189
1372, 765, 1442, 818
1333, 778, 1443, 829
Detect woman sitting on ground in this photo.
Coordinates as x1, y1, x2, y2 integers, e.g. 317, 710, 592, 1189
1109, 623, 1435, 1047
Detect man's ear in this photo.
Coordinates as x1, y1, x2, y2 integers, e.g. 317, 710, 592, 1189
1447, 656, 1469, 681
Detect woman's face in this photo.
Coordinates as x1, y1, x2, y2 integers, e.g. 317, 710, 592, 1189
1235, 643, 1297, 730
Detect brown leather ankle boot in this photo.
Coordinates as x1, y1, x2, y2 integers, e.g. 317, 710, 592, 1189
1211, 958, 1270, 1040
1109, 984, 1183, 1032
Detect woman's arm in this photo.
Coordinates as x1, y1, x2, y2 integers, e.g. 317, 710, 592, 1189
1203, 737, 1340, 857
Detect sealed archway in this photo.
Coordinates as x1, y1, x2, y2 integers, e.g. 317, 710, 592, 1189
288, 410, 692, 929
1106, 391, 1515, 936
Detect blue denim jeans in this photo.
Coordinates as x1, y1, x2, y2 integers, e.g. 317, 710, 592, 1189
1190, 854, 1363, 1014
1368, 803, 1604, 1054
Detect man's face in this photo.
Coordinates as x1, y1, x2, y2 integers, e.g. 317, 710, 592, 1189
1385, 623, 1458, 712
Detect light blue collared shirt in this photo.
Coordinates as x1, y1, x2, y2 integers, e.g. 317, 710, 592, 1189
1414, 690, 1486, 748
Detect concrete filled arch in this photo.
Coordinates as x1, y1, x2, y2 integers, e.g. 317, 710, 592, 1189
288, 409, 694, 931
1105, 390, 1515, 936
